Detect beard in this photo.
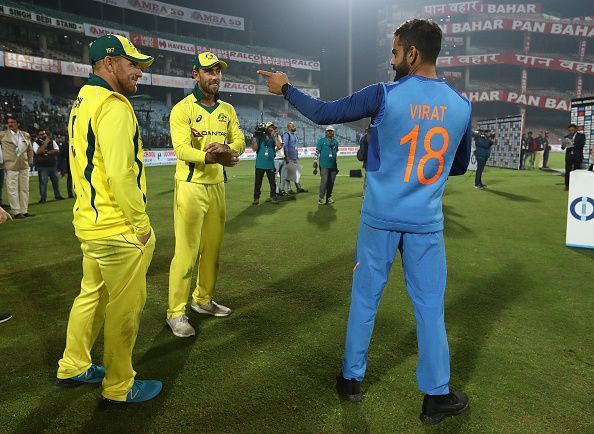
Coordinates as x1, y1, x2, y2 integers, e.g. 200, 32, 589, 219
116, 75, 137, 95
393, 59, 410, 82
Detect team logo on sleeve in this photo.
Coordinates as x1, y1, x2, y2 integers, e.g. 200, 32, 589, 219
218, 113, 228, 123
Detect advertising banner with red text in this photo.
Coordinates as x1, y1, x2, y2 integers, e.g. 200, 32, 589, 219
4, 52, 61, 73
461, 90, 570, 111
439, 18, 594, 37
422, 2, 541, 17
437, 52, 594, 75
83, 23, 130, 39
91, 0, 244, 31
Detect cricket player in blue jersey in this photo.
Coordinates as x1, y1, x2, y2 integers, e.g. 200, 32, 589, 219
259, 19, 472, 424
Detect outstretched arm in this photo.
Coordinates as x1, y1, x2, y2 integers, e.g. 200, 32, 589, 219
257, 70, 383, 125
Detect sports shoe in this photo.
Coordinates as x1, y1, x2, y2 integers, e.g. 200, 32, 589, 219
0, 312, 12, 324
327, 197, 335, 204
318, 198, 326, 205
419, 389, 469, 425
296, 187, 308, 193
101, 380, 162, 405
252, 199, 259, 205
55, 364, 105, 387
190, 301, 232, 317
336, 371, 362, 402
166, 315, 195, 337
270, 196, 280, 204
23, 213, 35, 217
474, 185, 484, 190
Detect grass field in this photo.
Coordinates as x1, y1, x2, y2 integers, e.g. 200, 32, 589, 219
1, 156, 592, 433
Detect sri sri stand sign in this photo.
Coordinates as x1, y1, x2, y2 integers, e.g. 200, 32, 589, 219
566, 170, 594, 249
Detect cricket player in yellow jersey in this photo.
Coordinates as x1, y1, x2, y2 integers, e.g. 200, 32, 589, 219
166, 52, 245, 337
55, 35, 161, 404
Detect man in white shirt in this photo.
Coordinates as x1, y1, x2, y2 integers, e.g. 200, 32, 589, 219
33, 129, 64, 203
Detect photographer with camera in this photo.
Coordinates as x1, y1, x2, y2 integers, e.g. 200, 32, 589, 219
316, 125, 339, 205
33, 129, 64, 203
252, 121, 282, 205
473, 129, 494, 189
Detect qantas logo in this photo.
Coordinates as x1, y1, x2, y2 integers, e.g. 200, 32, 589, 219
191, 128, 227, 138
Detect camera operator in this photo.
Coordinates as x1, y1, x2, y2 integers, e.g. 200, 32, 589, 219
252, 122, 282, 205
473, 129, 494, 189
33, 129, 64, 203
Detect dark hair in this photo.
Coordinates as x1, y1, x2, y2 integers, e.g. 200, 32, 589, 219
394, 19, 442, 64
36, 128, 46, 135
6, 115, 19, 122
568, 124, 577, 128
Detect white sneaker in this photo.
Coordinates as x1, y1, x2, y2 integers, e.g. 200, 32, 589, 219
166, 315, 195, 337
190, 301, 232, 317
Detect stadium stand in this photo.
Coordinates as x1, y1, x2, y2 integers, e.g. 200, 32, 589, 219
379, 1, 594, 141
0, 0, 364, 146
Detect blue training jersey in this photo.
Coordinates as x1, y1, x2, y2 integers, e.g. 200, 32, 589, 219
285, 75, 472, 233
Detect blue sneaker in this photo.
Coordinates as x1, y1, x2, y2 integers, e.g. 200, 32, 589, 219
101, 380, 163, 405
55, 364, 105, 387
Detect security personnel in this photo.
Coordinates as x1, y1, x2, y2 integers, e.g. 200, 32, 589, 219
315, 126, 339, 205
166, 52, 245, 337
56, 35, 161, 404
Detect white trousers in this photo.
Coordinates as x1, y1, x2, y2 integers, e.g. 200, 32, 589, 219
6, 169, 29, 215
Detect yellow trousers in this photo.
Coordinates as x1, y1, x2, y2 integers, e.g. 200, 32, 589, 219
168, 180, 225, 319
57, 230, 155, 401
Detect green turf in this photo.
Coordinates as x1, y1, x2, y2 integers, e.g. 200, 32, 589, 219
1, 158, 592, 433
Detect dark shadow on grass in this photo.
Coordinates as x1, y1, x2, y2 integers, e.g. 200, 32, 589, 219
566, 247, 594, 258
8, 259, 100, 434
13, 386, 96, 434
338, 191, 365, 201
482, 188, 539, 202
441, 262, 532, 432
4, 259, 82, 375
443, 204, 474, 238
225, 201, 283, 234
340, 402, 371, 433
306, 204, 337, 231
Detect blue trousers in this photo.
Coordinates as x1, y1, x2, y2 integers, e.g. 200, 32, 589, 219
38, 166, 63, 201
342, 222, 450, 395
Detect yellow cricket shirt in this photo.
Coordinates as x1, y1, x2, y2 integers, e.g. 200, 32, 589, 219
68, 74, 150, 241
170, 86, 245, 184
